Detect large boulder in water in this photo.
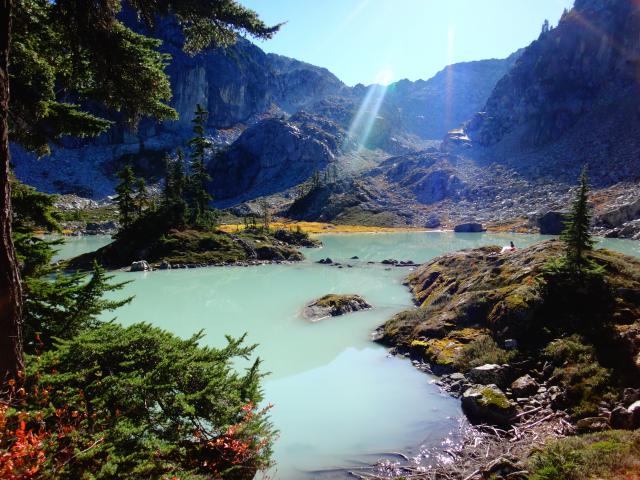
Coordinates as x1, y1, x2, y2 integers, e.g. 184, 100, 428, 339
454, 222, 485, 233
538, 210, 568, 235
130, 260, 151, 272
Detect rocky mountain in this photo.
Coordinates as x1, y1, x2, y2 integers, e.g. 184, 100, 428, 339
11, 9, 517, 199
464, 0, 640, 186
208, 114, 343, 202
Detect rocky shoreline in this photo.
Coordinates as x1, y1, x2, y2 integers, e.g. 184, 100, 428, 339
363, 241, 640, 479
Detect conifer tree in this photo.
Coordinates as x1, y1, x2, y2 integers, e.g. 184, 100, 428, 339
163, 149, 188, 229
1, 0, 279, 383
134, 177, 149, 216
187, 104, 213, 225
115, 166, 137, 230
561, 167, 596, 273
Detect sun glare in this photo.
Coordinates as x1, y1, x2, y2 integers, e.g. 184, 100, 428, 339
343, 68, 394, 152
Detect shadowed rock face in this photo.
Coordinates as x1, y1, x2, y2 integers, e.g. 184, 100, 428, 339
208, 117, 340, 201
465, 0, 640, 186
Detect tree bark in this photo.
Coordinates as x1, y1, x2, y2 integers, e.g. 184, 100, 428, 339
0, 0, 23, 384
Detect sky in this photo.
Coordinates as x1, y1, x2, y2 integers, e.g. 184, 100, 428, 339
241, 0, 574, 86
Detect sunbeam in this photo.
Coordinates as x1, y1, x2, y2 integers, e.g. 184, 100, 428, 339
344, 69, 393, 152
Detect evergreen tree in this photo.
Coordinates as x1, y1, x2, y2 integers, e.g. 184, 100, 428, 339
115, 165, 137, 230
134, 177, 149, 216
11, 180, 132, 353
163, 149, 188, 229
187, 104, 213, 225
561, 167, 596, 273
1, 0, 279, 384
259, 199, 271, 231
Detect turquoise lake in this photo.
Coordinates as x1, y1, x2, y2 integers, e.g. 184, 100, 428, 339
53, 232, 640, 478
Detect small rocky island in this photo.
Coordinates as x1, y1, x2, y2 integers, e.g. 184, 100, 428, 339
303, 294, 371, 322
67, 227, 320, 271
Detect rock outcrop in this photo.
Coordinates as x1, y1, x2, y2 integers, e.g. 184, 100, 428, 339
377, 241, 640, 420
303, 294, 371, 322
465, 0, 640, 186
208, 116, 341, 201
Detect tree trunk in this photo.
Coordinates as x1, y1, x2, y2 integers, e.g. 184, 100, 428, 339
0, 0, 23, 384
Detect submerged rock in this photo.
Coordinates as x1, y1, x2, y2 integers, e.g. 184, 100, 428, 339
303, 294, 371, 322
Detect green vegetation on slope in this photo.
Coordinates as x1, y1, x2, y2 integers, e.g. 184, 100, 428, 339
529, 430, 640, 480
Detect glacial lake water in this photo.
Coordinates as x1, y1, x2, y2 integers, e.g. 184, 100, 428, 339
52, 231, 640, 478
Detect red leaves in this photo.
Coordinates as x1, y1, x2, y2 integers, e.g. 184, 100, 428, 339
198, 402, 273, 475
0, 404, 47, 480
0, 381, 90, 479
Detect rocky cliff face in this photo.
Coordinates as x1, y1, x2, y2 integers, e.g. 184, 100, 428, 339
11, 9, 515, 199
208, 115, 341, 201
465, 0, 640, 186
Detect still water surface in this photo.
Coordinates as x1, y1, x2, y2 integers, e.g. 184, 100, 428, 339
54, 232, 640, 478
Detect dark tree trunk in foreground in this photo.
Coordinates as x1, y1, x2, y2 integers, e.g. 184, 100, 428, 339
0, 0, 23, 384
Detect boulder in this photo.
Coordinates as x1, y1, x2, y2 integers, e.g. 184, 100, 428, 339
454, 222, 485, 233
461, 384, 516, 426
303, 294, 371, 322
538, 211, 568, 235
130, 260, 150, 272
628, 400, 640, 428
576, 417, 610, 433
510, 374, 539, 397
468, 364, 509, 389
317, 258, 333, 264
610, 406, 633, 430
597, 198, 640, 228
159, 261, 171, 270
425, 215, 441, 229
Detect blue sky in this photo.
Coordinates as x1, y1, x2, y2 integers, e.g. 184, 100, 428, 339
242, 0, 574, 86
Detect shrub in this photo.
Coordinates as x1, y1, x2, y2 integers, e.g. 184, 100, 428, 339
529, 430, 640, 480
543, 336, 614, 417
21, 323, 275, 479
458, 335, 515, 371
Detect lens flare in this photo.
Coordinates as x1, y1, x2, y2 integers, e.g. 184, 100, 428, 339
344, 69, 393, 152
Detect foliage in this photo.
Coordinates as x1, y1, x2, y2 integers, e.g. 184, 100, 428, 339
21, 323, 275, 479
115, 166, 137, 230
11, 180, 132, 354
559, 167, 599, 275
23, 262, 132, 354
10, 179, 60, 234
10, 0, 279, 156
458, 335, 516, 371
543, 335, 614, 418
529, 430, 640, 480
187, 104, 215, 227
134, 177, 149, 216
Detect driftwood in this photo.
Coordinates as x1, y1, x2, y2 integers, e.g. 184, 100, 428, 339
345, 406, 573, 480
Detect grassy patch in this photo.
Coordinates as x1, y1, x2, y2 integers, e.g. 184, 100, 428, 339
458, 334, 516, 371
544, 335, 615, 418
529, 430, 640, 480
